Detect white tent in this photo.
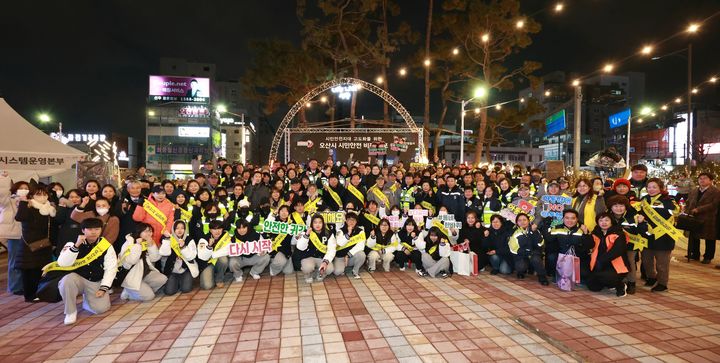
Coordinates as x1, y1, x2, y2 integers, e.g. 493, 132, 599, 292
0, 98, 85, 180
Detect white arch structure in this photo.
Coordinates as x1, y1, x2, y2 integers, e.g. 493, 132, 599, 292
268, 77, 425, 164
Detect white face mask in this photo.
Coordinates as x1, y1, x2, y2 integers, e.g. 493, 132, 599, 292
33, 195, 48, 204
16, 189, 29, 197
55, 190, 64, 198
391, 210, 400, 216
438, 210, 447, 216
96, 208, 110, 216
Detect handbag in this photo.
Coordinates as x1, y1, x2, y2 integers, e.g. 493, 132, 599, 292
22, 218, 52, 252
36, 271, 66, 303
676, 213, 702, 233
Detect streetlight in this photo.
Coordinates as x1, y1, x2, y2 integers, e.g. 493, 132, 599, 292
216, 104, 228, 113
641, 45, 653, 55
452, 47, 460, 56
460, 86, 488, 164
603, 64, 614, 73
38, 113, 52, 123
399, 67, 407, 76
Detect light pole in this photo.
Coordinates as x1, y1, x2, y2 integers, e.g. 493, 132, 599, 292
38, 113, 63, 140
460, 87, 487, 164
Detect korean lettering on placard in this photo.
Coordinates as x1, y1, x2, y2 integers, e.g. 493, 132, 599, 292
228, 239, 273, 256
262, 220, 304, 235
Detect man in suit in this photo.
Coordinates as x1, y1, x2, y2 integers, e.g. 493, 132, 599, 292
686, 172, 719, 264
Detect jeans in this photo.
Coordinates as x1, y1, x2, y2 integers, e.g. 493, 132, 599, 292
199, 256, 229, 290
6, 239, 23, 294
489, 254, 512, 274
333, 252, 366, 276
420, 253, 449, 277
123, 271, 167, 301
269, 253, 295, 276
514, 253, 547, 281
164, 269, 194, 295
59, 273, 110, 315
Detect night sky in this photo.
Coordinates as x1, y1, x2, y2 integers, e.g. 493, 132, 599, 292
1, 0, 719, 140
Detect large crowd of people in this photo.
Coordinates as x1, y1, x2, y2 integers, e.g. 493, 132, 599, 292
0, 157, 713, 326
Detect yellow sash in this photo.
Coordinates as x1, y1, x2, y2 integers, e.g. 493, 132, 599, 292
370, 186, 389, 207
309, 231, 327, 254
401, 242, 414, 252
428, 243, 438, 255
432, 218, 450, 239
179, 208, 192, 222
641, 199, 684, 241
390, 183, 399, 193
371, 233, 395, 251
305, 197, 320, 214
169, 235, 184, 259
118, 241, 148, 268
364, 213, 380, 226
143, 199, 167, 226
209, 233, 232, 265
326, 186, 342, 208
43, 238, 112, 275
347, 184, 365, 205
626, 232, 648, 252
272, 233, 287, 251
292, 212, 306, 226
420, 201, 436, 215
338, 231, 366, 251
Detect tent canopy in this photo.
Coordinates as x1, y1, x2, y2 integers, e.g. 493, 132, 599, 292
0, 98, 85, 179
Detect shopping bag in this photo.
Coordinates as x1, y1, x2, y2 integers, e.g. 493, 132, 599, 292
556, 246, 577, 292
469, 252, 479, 276
572, 255, 581, 284
450, 251, 471, 276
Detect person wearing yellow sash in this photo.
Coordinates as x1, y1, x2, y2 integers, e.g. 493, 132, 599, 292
228, 219, 271, 282
343, 174, 366, 210
607, 195, 649, 295
321, 174, 346, 212
304, 184, 323, 215
118, 223, 167, 301
294, 214, 336, 283
196, 220, 232, 289
267, 206, 295, 276
333, 212, 366, 278
508, 213, 549, 285
359, 201, 382, 233
497, 178, 515, 208
366, 219, 399, 272
393, 219, 423, 272
173, 192, 194, 224
366, 176, 397, 210
639, 178, 678, 292
414, 226, 452, 278
413, 180, 438, 216
159, 220, 199, 295
571, 178, 606, 232
132, 185, 174, 245
56, 218, 117, 325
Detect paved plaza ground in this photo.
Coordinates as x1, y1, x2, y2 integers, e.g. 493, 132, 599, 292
0, 248, 719, 363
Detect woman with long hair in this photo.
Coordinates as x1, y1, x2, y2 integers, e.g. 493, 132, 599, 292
572, 178, 606, 232
118, 223, 167, 301
294, 214, 336, 283
1, 178, 29, 295
15, 186, 56, 302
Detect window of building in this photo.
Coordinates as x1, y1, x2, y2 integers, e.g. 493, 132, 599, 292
234, 130, 239, 134
234, 142, 240, 146
203, 66, 210, 71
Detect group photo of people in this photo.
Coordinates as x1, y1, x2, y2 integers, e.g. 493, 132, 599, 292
0, 156, 712, 326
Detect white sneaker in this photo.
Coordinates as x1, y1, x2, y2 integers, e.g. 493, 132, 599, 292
399, 266, 406, 271
120, 290, 129, 300
353, 273, 361, 279
250, 273, 261, 280
305, 277, 314, 284
234, 275, 243, 282
64, 312, 77, 325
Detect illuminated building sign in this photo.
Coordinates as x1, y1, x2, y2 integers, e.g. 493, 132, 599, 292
178, 126, 210, 138
331, 84, 359, 100
178, 105, 210, 118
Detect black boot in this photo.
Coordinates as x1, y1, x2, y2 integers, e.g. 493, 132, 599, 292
626, 281, 636, 295
517, 273, 525, 279
539, 277, 549, 286
651, 284, 668, 292
644, 278, 657, 287
490, 269, 499, 275
616, 283, 627, 297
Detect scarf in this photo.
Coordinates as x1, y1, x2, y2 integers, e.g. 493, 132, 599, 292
30, 199, 57, 217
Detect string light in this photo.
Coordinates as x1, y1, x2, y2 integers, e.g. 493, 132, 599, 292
481, 33, 490, 43
637, 118, 643, 123
603, 64, 614, 73
687, 23, 700, 33
452, 47, 460, 55
691, 88, 698, 94
399, 67, 407, 76
423, 58, 431, 67
641, 45, 653, 55
572, 79, 580, 87
661, 105, 668, 111
516, 20, 525, 29
520, 98, 525, 103
376, 76, 384, 84
320, 96, 328, 103
305, 102, 312, 108
474, 108, 480, 114
675, 97, 682, 103
711, 77, 718, 83
495, 104, 502, 110
544, 90, 551, 96
554, 3, 564, 12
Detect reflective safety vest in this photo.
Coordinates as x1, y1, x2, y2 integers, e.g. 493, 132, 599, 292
401, 186, 416, 210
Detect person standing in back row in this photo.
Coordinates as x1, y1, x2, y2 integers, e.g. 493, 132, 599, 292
685, 173, 719, 264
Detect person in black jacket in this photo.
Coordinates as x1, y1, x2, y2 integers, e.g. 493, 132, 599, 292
607, 195, 648, 295
267, 205, 295, 276
544, 209, 593, 281
458, 210, 486, 268
228, 219, 271, 282
15, 187, 56, 302
509, 213, 549, 285
463, 186, 482, 216
639, 178, 678, 292
483, 215, 514, 275
438, 175, 465, 222
53, 189, 84, 257
321, 174, 346, 212
118, 180, 143, 252
588, 213, 630, 297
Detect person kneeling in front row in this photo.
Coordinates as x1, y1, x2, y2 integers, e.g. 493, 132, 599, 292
415, 227, 452, 278
118, 223, 167, 301
54, 218, 117, 325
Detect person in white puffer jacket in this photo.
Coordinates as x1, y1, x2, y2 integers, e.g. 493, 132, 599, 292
159, 220, 199, 295
333, 212, 366, 278
366, 219, 399, 272
117, 223, 167, 301
293, 214, 336, 283
0, 173, 27, 294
